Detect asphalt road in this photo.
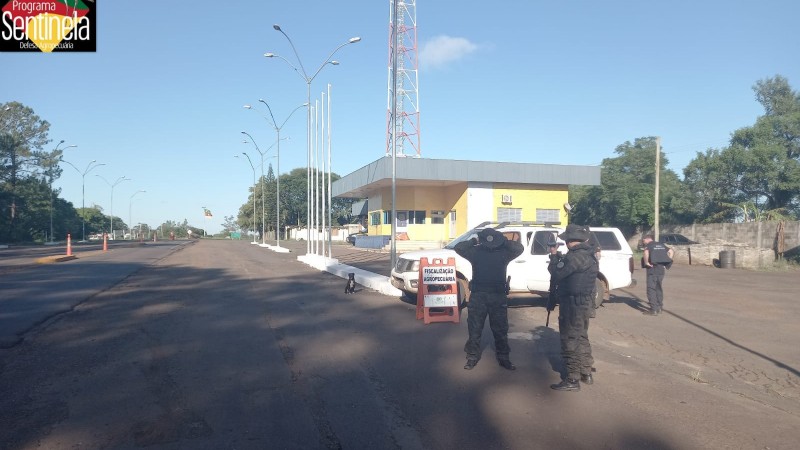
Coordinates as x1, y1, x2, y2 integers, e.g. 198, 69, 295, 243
1, 239, 798, 449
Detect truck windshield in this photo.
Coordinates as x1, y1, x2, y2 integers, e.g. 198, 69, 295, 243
444, 230, 482, 249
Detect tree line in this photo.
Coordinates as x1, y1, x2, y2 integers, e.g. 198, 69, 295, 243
569, 75, 799, 236
0, 102, 204, 243
3, 75, 797, 243
0, 100, 357, 243
227, 165, 357, 239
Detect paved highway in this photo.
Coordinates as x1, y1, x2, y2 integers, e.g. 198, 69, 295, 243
1, 239, 798, 449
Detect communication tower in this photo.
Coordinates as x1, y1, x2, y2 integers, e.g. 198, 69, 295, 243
386, 0, 421, 157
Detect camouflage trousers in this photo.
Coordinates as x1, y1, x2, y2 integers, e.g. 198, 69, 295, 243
558, 294, 594, 380
464, 291, 510, 361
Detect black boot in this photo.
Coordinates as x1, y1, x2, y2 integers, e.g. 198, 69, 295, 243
464, 359, 479, 370
580, 373, 594, 385
498, 359, 516, 371
550, 378, 580, 391
643, 309, 659, 316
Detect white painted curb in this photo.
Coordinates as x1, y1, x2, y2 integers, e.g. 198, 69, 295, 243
297, 254, 403, 297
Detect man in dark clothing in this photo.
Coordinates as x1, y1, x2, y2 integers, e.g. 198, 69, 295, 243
641, 234, 674, 316
454, 228, 524, 371
547, 224, 599, 391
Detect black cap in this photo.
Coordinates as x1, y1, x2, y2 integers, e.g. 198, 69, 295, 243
558, 224, 590, 242
478, 228, 506, 249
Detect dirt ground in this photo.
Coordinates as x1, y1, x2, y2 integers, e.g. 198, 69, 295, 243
512, 261, 800, 415
2, 241, 798, 449
336, 245, 800, 415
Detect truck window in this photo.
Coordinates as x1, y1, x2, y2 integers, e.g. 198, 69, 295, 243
592, 231, 622, 251
532, 231, 556, 255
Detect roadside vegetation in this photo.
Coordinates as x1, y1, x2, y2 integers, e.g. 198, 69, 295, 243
3, 75, 799, 245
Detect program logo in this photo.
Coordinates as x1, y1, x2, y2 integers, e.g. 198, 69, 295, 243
1, 0, 96, 52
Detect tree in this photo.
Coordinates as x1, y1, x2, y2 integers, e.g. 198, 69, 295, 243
1, 101, 51, 242
683, 75, 800, 221
279, 168, 308, 228
79, 206, 110, 236
264, 164, 277, 234
570, 137, 694, 236
53, 197, 82, 240
236, 184, 256, 236
158, 219, 191, 238
238, 167, 357, 236
221, 215, 239, 233
683, 148, 741, 222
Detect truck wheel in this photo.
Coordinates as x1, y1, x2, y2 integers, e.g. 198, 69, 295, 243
594, 279, 606, 309
457, 278, 470, 309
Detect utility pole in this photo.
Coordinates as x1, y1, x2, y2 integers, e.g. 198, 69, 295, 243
389, 0, 399, 271
654, 136, 661, 241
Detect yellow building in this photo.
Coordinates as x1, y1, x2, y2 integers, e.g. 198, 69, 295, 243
332, 157, 600, 244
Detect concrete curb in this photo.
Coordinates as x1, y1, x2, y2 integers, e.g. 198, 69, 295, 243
35, 255, 77, 264
298, 254, 403, 297
260, 243, 293, 254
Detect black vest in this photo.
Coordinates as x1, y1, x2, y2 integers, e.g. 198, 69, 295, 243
553, 243, 598, 296
647, 241, 672, 264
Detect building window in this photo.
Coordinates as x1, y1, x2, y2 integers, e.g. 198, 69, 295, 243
536, 208, 560, 223
497, 207, 522, 223
409, 210, 426, 224
383, 210, 393, 224
370, 212, 380, 226
431, 210, 445, 224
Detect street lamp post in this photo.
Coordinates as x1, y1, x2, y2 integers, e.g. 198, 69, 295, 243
241, 132, 287, 246
47, 140, 77, 242
96, 175, 130, 239
244, 100, 306, 249
265, 24, 361, 255
61, 159, 105, 241
235, 153, 258, 243
129, 190, 146, 239
241, 131, 267, 245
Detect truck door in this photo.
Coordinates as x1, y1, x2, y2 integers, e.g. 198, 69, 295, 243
505, 230, 560, 293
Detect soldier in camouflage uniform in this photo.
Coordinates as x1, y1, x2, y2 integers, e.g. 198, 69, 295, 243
547, 224, 599, 391
455, 228, 524, 371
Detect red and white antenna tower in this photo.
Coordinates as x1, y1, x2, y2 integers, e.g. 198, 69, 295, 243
386, 0, 421, 158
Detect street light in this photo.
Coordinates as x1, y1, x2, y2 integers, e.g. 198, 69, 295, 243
61, 159, 105, 241
129, 190, 146, 240
47, 140, 77, 242
241, 131, 287, 245
235, 153, 258, 243
95, 175, 130, 239
244, 100, 306, 249
241, 131, 267, 245
265, 24, 361, 255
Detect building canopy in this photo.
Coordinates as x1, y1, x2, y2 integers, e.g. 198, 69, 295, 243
332, 157, 601, 199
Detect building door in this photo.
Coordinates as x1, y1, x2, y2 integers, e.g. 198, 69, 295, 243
449, 210, 457, 238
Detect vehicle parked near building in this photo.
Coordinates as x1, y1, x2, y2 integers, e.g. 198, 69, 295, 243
390, 221, 636, 311
660, 233, 698, 245
637, 233, 699, 250
346, 231, 367, 245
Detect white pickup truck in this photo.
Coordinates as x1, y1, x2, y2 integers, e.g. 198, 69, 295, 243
390, 222, 636, 310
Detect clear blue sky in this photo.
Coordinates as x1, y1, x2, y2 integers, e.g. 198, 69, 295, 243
3, 1, 798, 234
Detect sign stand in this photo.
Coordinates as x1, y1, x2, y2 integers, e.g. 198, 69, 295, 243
416, 257, 460, 324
